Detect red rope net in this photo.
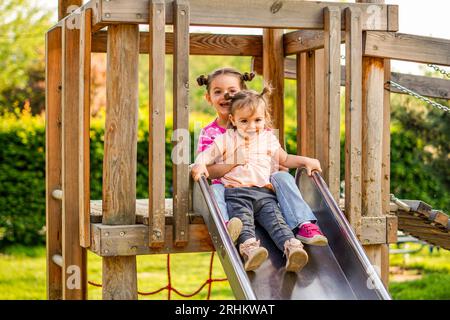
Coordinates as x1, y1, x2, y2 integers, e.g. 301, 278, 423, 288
88, 252, 228, 299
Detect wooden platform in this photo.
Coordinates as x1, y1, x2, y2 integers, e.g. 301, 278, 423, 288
396, 200, 449, 250
89, 199, 214, 256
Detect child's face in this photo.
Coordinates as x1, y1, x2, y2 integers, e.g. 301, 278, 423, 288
229, 104, 266, 138
205, 75, 241, 120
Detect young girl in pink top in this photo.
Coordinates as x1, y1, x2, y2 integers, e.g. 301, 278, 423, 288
193, 87, 324, 272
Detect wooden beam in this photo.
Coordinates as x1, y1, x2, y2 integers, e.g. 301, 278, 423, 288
97, 0, 397, 30
148, 0, 166, 248
364, 31, 450, 66
46, 26, 63, 301
62, 20, 87, 300
344, 7, 363, 238
102, 24, 139, 300
255, 56, 450, 100
90, 223, 214, 256
172, 0, 190, 247
263, 29, 285, 145
58, 0, 82, 21
284, 30, 345, 56
323, 7, 341, 202
78, 8, 92, 249
92, 32, 263, 56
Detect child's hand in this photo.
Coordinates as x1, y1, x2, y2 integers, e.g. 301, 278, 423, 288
303, 157, 322, 176
191, 164, 209, 181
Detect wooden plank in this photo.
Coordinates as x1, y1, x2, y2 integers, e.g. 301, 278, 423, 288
148, 0, 166, 248
259, 56, 450, 100
92, 32, 263, 56
360, 216, 386, 245
90, 223, 214, 256
78, 8, 92, 249
324, 7, 341, 202
298, 52, 316, 158
62, 21, 87, 300
263, 28, 285, 145
364, 31, 450, 66
382, 59, 390, 219
102, 24, 139, 300
172, 0, 190, 247
344, 7, 363, 238
314, 48, 327, 181
97, 0, 397, 30
46, 27, 63, 301
284, 30, 345, 56
59, 0, 82, 21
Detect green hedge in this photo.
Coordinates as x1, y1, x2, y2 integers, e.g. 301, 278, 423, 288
0, 107, 448, 246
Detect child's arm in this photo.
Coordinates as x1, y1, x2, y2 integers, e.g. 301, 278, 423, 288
206, 163, 237, 179
275, 148, 322, 176
191, 143, 222, 181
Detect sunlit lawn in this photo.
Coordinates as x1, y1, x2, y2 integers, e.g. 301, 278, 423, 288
1, 243, 449, 300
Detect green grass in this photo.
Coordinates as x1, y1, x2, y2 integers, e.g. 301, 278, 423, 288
0, 245, 234, 300
0, 244, 449, 300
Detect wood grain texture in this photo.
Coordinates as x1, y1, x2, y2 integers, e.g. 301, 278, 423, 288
344, 7, 363, 238
263, 28, 285, 145
102, 24, 139, 300
148, 0, 166, 248
98, 0, 396, 30
172, 0, 190, 246
58, 0, 82, 21
78, 8, 92, 249
62, 21, 87, 300
46, 27, 63, 300
314, 49, 327, 182
92, 31, 262, 56
284, 30, 345, 55
364, 31, 450, 66
324, 7, 341, 202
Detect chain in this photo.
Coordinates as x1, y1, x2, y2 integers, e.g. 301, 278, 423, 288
387, 80, 450, 113
427, 64, 450, 78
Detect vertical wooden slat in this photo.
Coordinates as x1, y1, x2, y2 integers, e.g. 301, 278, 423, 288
344, 7, 363, 238
358, 0, 389, 289
102, 24, 139, 300
62, 19, 87, 300
46, 27, 63, 300
382, 59, 391, 218
148, 0, 166, 248
314, 48, 326, 169
173, 0, 190, 246
79, 8, 92, 248
298, 51, 316, 158
323, 7, 341, 201
263, 29, 285, 145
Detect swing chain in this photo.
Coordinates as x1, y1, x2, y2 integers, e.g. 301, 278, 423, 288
427, 64, 450, 79
387, 80, 450, 114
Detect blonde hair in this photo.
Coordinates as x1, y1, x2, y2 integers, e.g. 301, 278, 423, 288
225, 86, 273, 129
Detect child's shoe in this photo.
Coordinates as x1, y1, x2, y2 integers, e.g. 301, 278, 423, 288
284, 238, 309, 272
295, 222, 328, 246
226, 217, 243, 244
239, 238, 268, 271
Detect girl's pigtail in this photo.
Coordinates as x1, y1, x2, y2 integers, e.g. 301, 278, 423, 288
260, 85, 273, 98
242, 72, 255, 82
196, 75, 208, 87
224, 92, 233, 101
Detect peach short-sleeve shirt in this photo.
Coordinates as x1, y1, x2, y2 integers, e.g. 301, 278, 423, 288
199, 129, 281, 189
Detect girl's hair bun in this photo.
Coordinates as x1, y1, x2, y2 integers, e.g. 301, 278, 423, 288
196, 75, 208, 86
224, 92, 233, 101
242, 72, 255, 82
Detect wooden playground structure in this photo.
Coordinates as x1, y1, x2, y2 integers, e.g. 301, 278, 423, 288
45, 0, 450, 299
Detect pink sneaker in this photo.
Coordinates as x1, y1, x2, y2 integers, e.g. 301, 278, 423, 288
296, 223, 328, 246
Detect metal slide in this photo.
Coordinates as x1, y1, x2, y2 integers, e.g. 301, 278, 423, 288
196, 169, 391, 300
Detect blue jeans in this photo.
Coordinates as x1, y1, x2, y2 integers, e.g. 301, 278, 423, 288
211, 171, 317, 230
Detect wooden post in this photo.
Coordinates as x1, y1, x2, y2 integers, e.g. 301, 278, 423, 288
62, 19, 87, 300
323, 7, 341, 201
79, 8, 92, 248
314, 48, 326, 169
149, 0, 166, 248
102, 24, 139, 300
358, 0, 390, 289
173, 0, 190, 246
58, 0, 82, 21
297, 52, 316, 158
263, 29, 285, 145
46, 26, 63, 300
344, 7, 363, 238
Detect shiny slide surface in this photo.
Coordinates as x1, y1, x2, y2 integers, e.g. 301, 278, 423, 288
195, 169, 390, 300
